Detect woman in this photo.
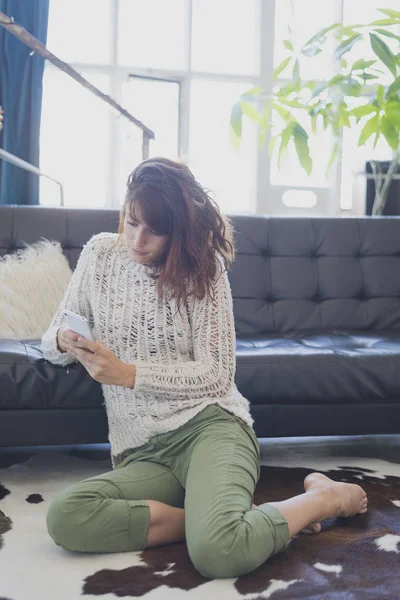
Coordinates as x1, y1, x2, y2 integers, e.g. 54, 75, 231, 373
41, 157, 367, 579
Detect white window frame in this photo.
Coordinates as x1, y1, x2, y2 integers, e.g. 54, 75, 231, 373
43, 0, 369, 215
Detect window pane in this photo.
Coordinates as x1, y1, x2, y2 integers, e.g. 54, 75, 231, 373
117, 77, 180, 204
283, 190, 318, 208
274, 0, 336, 80
39, 69, 110, 207
47, 0, 111, 64
191, 0, 257, 75
189, 80, 256, 214
118, 0, 186, 69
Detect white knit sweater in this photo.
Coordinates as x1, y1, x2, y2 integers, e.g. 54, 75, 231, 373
41, 233, 253, 465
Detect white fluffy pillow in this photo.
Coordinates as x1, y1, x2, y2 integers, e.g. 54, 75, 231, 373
0, 239, 73, 340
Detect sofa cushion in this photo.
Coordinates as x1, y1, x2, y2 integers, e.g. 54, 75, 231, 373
2, 332, 400, 411
236, 331, 400, 405
0, 340, 103, 409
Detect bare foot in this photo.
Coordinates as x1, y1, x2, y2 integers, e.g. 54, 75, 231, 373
299, 522, 321, 535
252, 503, 321, 535
304, 472, 368, 520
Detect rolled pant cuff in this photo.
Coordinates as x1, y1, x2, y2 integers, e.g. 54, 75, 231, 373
128, 500, 151, 551
253, 503, 290, 555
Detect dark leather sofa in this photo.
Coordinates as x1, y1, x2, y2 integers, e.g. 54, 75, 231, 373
1, 205, 400, 447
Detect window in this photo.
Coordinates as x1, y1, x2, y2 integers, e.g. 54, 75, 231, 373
46, 0, 111, 64
39, 70, 110, 207
190, 80, 257, 214
117, 76, 180, 203
41, 0, 393, 215
118, 0, 186, 69
274, 0, 336, 80
41, 0, 258, 212
191, 0, 258, 75
270, 0, 337, 215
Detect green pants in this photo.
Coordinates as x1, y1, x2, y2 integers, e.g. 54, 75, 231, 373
47, 404, 289, 579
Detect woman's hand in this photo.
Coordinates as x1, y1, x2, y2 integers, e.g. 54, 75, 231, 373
57, 325, 80, 353
66, 336, 136, 388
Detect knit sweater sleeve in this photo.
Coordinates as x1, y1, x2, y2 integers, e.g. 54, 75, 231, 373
133, 263, 236, 399
40, 237, 96, 366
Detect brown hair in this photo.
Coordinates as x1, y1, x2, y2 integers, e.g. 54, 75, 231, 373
111, 157, 236, 313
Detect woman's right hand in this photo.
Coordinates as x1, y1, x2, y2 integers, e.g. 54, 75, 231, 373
56, 325, 80, 353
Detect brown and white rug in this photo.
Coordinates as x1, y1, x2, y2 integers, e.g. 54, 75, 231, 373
1, 447, 399, 600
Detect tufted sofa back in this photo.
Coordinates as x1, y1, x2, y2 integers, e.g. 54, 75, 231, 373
230, 216, 400, 334
1, 206, 400, 335
0, 206, 120, 270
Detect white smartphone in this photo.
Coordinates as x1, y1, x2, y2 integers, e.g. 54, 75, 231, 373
63, 309, 95, 342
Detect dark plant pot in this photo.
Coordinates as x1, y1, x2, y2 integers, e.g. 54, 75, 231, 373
365, 160, 400, 215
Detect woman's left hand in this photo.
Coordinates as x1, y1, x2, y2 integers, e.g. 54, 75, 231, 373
67, 337, 135, 388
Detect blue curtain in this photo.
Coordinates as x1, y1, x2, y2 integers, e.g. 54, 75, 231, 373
0, 0, 49, 205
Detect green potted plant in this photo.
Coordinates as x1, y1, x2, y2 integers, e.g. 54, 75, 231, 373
231, 8, 400, 215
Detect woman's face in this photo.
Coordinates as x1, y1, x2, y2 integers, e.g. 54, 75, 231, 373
123, 209, 169, 266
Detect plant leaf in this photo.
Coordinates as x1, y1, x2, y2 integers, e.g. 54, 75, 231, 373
292, 59, 300, 84
334, 34, 362, 60
351, 58, 377, 71
268, 134, 278, 155
239, 100, 260, 123
292, 123, 312, 175
359, 73, 380, 80
349, 105, 378, 121
377, 8, 400, 19
387, 78, 400, 98
230, 102, 242, 150
369, 33, 397, 77
377, 84, 385, 105
340, 77, 362, 96
369, 18, 399, 25
338, 26, 363, 38
310, 82, 329, 99
273, 56, 292, 79
302, 23, 342, 52
311, 114, 318, 135
373, 28, 400, 42
326, 140, 340, 178
278, 123, 294, 168
385, 101, 400, 126
339, 110, 351, 127
358, 114, 379, 146
260, 99, 272, 126
229, 127, 241, 152
283, 39, 294, 51
302, 45, 323, 58
240, 87, 262, 101
274, 102, 295, 123
381, 116, 399, 149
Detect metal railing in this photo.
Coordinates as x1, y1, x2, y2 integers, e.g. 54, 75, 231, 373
0, 10, 155, 205
0, 10, 155, 157
0, 148, 65, 206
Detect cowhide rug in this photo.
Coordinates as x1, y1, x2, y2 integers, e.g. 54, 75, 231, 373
0, 449, 399, 600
